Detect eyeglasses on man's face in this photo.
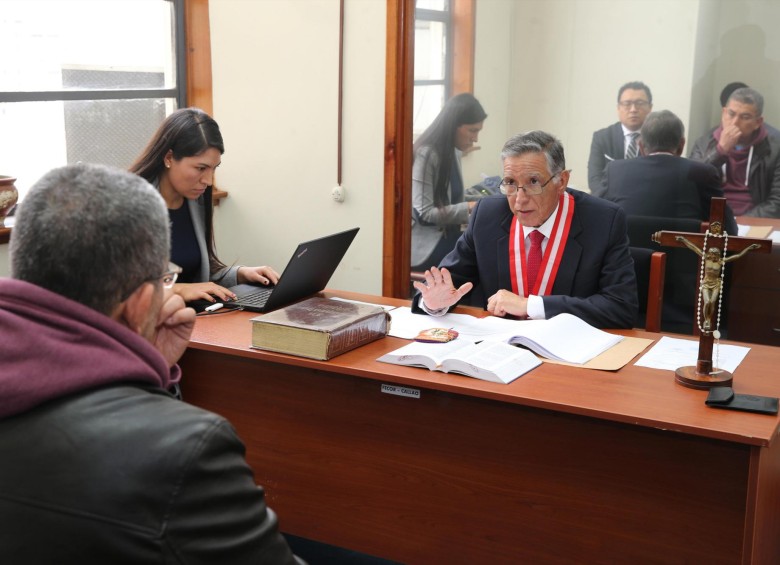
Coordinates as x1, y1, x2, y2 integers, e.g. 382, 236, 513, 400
499, 173, 559, 196
618, 100, 650, 109
155, 262, 182, 289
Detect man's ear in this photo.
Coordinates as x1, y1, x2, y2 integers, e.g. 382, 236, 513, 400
558, 169, 571, 190
676, 137, 686, 156
113, 282, 155, 335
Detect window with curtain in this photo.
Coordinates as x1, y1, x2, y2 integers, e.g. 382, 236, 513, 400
0, 0, 185, 201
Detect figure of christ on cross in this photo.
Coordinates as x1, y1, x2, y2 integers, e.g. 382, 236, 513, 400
651, 197, 772, 389
674, 237, 760, 332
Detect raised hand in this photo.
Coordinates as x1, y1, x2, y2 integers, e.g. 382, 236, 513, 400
412, 266, 473, 311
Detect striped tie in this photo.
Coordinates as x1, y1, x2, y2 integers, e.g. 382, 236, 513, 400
625, 132, 639, 159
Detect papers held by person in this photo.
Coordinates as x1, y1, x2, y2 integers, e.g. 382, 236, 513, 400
377, 339, 541, 384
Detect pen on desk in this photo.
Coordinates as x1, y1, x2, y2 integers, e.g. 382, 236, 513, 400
205, 302, 224, 312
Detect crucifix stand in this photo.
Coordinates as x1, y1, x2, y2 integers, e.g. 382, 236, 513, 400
651, 198, 771, 390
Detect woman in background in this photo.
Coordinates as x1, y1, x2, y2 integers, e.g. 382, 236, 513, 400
130, 108, 279, 305
412, 92, 487, 272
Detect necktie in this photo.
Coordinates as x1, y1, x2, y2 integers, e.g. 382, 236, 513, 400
625, 132, 639, 159
526, 230, 544, 290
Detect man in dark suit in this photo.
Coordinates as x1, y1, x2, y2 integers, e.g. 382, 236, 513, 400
412, 130, 637, 329
603, 109, 738, 235
588, 81, 653, 196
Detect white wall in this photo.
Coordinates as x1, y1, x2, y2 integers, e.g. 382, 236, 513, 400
503, 0, 700, 191
208, 0, 386, 294
691, 0, 780, 143
460, 0, 514, 187
689, 0, 723, 143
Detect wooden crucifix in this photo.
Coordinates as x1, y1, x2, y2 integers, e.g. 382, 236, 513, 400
651, 197, 772, 390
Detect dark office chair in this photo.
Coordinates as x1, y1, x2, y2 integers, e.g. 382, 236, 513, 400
627, 215, 704, 334
630, 246, 666, 332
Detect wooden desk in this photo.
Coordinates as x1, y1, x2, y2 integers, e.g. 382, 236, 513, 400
180, 291, 780, 564
729, 217, 780, 345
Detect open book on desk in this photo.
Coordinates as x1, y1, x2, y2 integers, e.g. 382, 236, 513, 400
388, 309, 624, 365
498, 313, 623, 364
377, 339, 541, 384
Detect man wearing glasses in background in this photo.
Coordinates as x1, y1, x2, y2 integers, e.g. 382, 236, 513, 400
413, 130, 638, 329
588, 81, 654, 196
0, 164, 303, 563
690, 87, 780, 218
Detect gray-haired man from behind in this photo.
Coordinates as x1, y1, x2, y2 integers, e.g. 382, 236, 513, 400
0, 164, 303, 564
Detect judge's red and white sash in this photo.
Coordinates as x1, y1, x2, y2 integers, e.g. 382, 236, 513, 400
509, 192, 575, 297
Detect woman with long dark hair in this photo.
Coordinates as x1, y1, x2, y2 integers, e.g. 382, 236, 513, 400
130, 108, 278, 305
412, 93, 487, 271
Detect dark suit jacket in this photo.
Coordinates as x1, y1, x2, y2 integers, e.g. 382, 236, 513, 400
588, 122, 626, 196
603, 154, 739, 235
413, 190, 638, 329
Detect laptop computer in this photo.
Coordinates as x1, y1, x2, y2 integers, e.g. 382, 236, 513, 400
190, 227, 359, 313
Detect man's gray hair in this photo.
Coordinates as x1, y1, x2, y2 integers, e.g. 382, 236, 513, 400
640, 110, 684, 154
10, 163, 169, 315
501, 130, 566, 176
729, 87, 764, 116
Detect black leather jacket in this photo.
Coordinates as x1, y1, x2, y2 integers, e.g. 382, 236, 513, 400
0, 384, 303, 564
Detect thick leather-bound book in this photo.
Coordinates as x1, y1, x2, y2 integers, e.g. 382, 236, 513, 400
251, 297, 390, 360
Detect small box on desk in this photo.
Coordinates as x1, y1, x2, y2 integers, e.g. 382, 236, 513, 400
251, 297, 390, 360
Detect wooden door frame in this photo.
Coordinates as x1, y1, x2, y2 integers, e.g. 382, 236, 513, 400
383, 0, 415, 298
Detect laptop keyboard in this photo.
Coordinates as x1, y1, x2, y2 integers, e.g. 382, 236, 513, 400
236, 287, 273, 307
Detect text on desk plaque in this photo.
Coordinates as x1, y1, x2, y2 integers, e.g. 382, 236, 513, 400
381, 383, 420, 399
